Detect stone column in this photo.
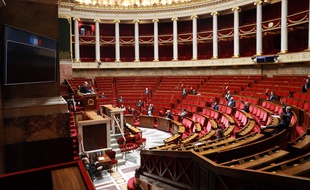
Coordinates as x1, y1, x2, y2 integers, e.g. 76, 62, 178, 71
211, 12, 218, 59
153, 19, 159, 61
191, 15, 198, 60
232, 7, 240, 57
280, 0, 288, 53
172, 17, 178, 61
255, 0, 263, 55
134, 19, 140, 62
114, 19, 121, 62
94, 19, 101, 62
73, 17, 80, 62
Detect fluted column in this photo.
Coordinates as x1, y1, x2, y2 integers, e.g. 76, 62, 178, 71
191, 15, 198, 60
94, 19, 101, 62
73, 17, 80, 62
134, 19, 140, 62
280, 0, 288, 53
153, 19, 159, 61
211, 12, 218, 59
114, 19, 121, 62
255, 1, 263, 55
172, 17, 178, 61
232, 7, 240, 57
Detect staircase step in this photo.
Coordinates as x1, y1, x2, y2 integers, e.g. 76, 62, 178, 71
117, 159, 126, 166
115, 153, 123, 160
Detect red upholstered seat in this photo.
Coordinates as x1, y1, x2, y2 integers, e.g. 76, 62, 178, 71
117, 137, 126, 152
127, 177, 137, 190
106, 150, 118, 171
125, 136, 139, 151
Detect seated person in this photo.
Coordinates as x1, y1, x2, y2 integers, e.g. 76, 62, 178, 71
227, 97, 235, 107
120, 104, 126, 110
224, 86, 232, 101
147, 104, 154, 116
241, 99, 250, 113
302, 78, 310, 92
212, 101, 219, 110
165, 110, 174, 120
79, 81, 92, 94
145, 87, 150, 94
118, 96, 124, 103
82, 154, 103, 180
215, 126, 224, 139
182, 88, 187, 97
180, 108, 187, 120
100, 92, 105, 98
192, 89, 197, 95
261, 114, 289, 135
265, 90, 276, 101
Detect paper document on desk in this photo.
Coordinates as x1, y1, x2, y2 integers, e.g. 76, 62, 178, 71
98, 157, 105, 161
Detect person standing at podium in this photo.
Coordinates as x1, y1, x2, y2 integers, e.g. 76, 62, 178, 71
80, 81, 92, 94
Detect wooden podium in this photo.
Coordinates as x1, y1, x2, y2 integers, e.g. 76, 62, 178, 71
157, 116, 171, 132
139, 115, 155, 128
83, 93, 97, 111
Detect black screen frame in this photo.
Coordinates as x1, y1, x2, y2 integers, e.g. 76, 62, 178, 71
3, 25, 57, 86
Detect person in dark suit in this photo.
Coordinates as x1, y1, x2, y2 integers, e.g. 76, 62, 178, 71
266, 90, 276, 101
212, 101, 219, 110
82, 155, 103, 180
227, 97, 235, 107
165, 110, 174, 120
302, 78, 310, 92
180, 108, 187, 121
182, 88, 187, 98
118, 96, 124, 103
241, 99, 250, 113
147, 104, 154, 116
79, 81, 92, 94
261, 114, 289, 135
136, 99, 143, 112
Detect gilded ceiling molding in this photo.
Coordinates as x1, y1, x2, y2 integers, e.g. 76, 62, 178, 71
152, 19, 159, 22
114, 19, 120, 23
60, 0, 232, 14
231, 6, 241, 12
191, 15, 198, 19
254, 0, 264, 5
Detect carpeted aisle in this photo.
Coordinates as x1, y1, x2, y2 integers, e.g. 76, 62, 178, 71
94, 128, 171, 189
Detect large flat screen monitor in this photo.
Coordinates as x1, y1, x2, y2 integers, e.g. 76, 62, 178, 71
3, 25, 57, 85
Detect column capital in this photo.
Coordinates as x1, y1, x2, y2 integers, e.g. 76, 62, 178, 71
254, 0, 264, 5
191, 15, 198, 20
152, 19, 159, 23
94, 19, 101, 23
171, 17, 178, 21
211, 12, 219, 16
114, 19, 120, 23
231, 7, 241, 12
133, 19, 139, 23
73, 17, 80, 21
